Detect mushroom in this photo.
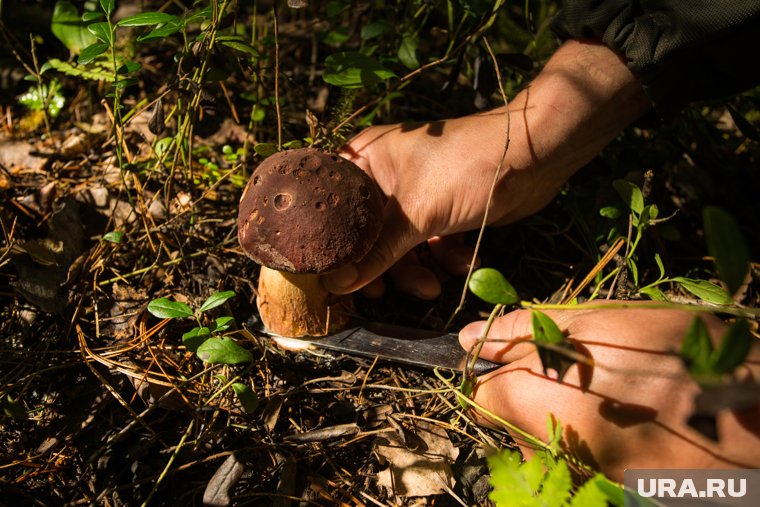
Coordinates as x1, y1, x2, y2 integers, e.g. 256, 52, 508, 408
238, 147, 384, 337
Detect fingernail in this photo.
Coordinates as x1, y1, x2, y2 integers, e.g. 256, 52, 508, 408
459, 321, 487, 343
323, 264, 359, 293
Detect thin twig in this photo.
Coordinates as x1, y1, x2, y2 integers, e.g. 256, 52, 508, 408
273, 2, 282, 150
446, 35, 510, 329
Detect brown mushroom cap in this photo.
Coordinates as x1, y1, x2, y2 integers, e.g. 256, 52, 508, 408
238, 148, 384, 273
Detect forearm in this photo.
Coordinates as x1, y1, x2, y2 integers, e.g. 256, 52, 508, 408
491, 40, 651, 223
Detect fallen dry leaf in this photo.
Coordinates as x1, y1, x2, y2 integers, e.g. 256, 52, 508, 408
375, 419, 459, 498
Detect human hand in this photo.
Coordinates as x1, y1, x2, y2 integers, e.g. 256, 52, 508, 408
322, 40, 650, 298
324, 116, 519, 299
458, 305, 760, 481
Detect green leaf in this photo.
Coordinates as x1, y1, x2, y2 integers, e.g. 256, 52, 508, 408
102, 231, 124, 243
546, 415, 563, 455
488, 451, 541, 505
398, 35, 420, 70
219, 40, 260, 58
137, 19, 182, 42
612, 180, 644, 215
654, 253, 665, 280
590, 475, 626, 507
199, 291, 236, 313
100, 0, 114, 15
116, 61, 141, 75
703, 206, 749, 295
532, 311, 576, 381
282, 139, 303, 149
639, 286, 668, 301
681, 316, 714, 376
599, 206, 621, 219
154, 137, 173, 156
213, 316, 235, 332
77, 41, 109, 64
183, 326, 210, 353
253, 142, 278, 158
82, 11, 104, 22
569, 475, 609, 507
117, 12, 178, 27
232, 383, 259, 414
147, 297, 194, 319
537, 459, 571, 506
531, 311, 564, 345
114, 77, 138, 90
323, 51, 396, 88
51, 1, 98, 53
468, 268, 519, 305
628, 258, 639, 287
673, 277, 733, 305
361, 21, 392, 40
712, 319, 752, 374
87, 21, 111, 43
196, 337, 253, 365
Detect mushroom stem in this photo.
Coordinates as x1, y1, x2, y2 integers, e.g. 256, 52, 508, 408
256, 266, 353, 337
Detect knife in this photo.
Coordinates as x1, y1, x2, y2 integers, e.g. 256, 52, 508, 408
260, 321, 502, 376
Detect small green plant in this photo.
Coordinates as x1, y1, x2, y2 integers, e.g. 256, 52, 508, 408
599, 180, 743, 306
147, 290, 250, 364
488, 417, 624, 507
18, 79, 66, 119
147, 291, 257, 413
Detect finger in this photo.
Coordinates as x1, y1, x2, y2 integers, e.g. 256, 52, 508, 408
321, 201, 422, 294
459, 310, 536, 364
459, 309, 581, 364
428, 235, 480, 276
388, 260, 441, 299
360, 277, 385, 299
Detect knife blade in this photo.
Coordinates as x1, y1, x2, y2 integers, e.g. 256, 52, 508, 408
263, 321, 502, 375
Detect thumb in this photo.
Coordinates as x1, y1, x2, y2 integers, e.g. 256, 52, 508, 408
459, 310, 536, 364
322, 201, 422, 294
459, 309, 579, 364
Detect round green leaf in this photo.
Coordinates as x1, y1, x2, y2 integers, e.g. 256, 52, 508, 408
398, 35, 420, 70
196, 338, 253, 365
468, 268, 519, 305
199, 291, 236, 313
147, 297, 194, 319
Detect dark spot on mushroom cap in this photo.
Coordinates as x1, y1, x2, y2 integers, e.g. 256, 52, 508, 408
274, 193, 291, 211
238, 148, 384, 273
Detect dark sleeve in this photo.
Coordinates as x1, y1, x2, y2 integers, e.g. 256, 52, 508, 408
552, 0, 760, 111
